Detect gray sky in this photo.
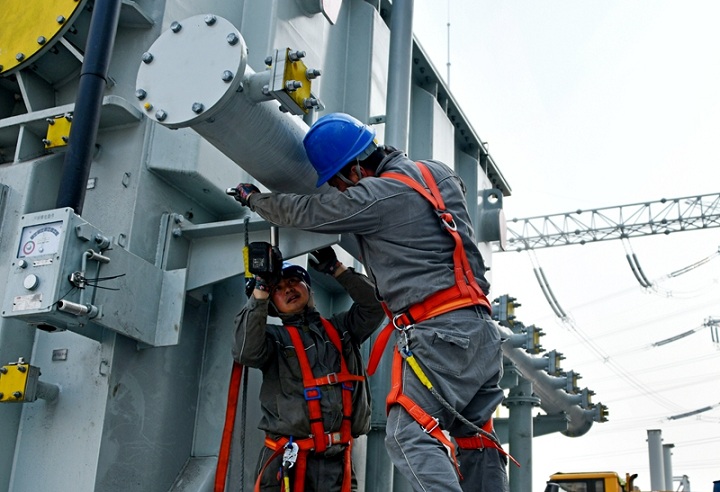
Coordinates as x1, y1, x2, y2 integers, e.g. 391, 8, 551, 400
414, 1, 720, 489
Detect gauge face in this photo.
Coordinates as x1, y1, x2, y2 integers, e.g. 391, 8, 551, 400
17, 220, 64, 259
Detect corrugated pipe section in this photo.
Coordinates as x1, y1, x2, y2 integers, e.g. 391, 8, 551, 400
56, 0, 123, 214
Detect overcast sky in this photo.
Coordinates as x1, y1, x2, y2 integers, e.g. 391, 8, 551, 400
413, 2, 720, 489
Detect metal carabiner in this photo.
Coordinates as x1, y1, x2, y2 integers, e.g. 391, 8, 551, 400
392, 313, 414, 331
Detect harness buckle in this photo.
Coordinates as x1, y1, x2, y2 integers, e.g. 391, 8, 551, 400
304, 387, 322, 400
423, 417, 440, 434
439, 212, 457, 231
392, 313, 414, 331
324, 372, 339, 385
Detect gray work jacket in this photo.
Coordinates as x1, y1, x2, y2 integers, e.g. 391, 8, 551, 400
233, 268, 384, 439
247, 151, 490, 314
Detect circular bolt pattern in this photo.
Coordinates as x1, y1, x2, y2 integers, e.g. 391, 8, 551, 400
226, 33, 239, 45
222, 70, 234, 82
191, 102, 204, 114
142, 52, 154, 64
155, 110, 167, 121
170, 21, 182, 33
135, 89, 147, 100
204, 14, 217, 25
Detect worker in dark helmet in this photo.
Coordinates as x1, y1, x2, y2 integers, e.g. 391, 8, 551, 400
231, 112, 510, 492
233, 246, 385, 492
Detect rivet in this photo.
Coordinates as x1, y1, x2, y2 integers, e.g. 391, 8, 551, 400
57, 15, 66, 24
226, 33, 239, 45
204, 14, 217, 26
221, 70, 234, 82
155, 110, 167, 121
135, 88, 147, 100
170, 21, 182, 33
16, 53, 25, 61
191, 102, 204, 114
37, 36, 47, 45
142, 52, 154, 64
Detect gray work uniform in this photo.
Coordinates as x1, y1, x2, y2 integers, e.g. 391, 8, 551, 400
233, 268, 385, 492
247, 152, 508, 492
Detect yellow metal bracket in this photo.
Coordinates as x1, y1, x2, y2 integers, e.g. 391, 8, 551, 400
44, 113, 73, 149
268, 48, 323, 116
0, 358, 39, 403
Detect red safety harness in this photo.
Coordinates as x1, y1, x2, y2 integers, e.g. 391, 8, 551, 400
254, 318, 364, 492
367, 161, 517, 475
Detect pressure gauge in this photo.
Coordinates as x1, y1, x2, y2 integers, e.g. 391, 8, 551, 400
17, 220, 64, 259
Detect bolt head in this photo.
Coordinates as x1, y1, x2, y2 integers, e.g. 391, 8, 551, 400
204, 14, 217, 25
226, 33, 239, 45
37, 36, 47, 45
142, 52, 154, 64
191, 102, 204, 114
222, 70, 234, 82
155, 109, 167, 121
13, 391, 22, 399
15, 53, 25, 61
57, 15, 66, 24
135, 88, 147, 100
170, 21, 182, 33
264, 56, 273, 67
46, 118, 56, 125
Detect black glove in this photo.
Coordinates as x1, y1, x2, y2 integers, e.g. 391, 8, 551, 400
230, 183, 260, 206
308, 246, 340, 275
244, 275, 274, 298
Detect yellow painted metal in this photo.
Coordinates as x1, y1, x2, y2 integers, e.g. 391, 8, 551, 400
45, 114, 73, 149
0, 0, 85, 75
282, 48, 313, 114
0, 363, 31, 402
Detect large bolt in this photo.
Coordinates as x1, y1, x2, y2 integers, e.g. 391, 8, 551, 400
191, 102, 204, 114
155, 110, 167, 121
17, 365, 26, 373
303, 97, 319, 109
0, 367, 7, 374
204, 14, 217, 26
142, 52, 154, 64
16, 53, 25, 62
65, 114, 73, 122
306, 68, 322, 80
135, 88, 147, 100
37, 36, 47, 45
285, 80, 302, 91
42, 139, 52, 146
13, 391, 22, 399
46, 118, 56, 125
221, 70, 234, 82
170, 21, 182, 33
57, 15, 66, 24
288, 50, 306, 62
226, 33, 239, 46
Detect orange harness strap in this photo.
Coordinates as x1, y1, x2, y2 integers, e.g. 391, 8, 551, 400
214, 361, 244, 492
453, 419, 520, 467
255, 318, 359, 492
386, 349, 463, 479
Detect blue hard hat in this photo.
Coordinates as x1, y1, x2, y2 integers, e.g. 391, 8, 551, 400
303, 113, 377, 187
281, 262, 311, 287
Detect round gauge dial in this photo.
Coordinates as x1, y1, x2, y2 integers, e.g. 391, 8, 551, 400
17, 220, 64, 259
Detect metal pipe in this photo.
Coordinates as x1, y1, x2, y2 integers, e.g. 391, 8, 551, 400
662, 443, 675, 491
56, 0, 123, 215
57, 300, 99, 318
506, 378, 539, 492
647, 429, 665, 490
384, 0, 414, 150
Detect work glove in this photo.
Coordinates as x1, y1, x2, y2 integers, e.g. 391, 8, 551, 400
230, 183, 260, 207
244, 275, 274, 298
308, 246, 340, 276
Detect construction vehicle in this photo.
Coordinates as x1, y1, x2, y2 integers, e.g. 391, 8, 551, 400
546, 471, 639, 492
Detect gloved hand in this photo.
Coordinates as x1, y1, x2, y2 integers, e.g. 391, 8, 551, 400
308, 246, 340, 276
244, 275, 274, 298
230, 183, 260, 206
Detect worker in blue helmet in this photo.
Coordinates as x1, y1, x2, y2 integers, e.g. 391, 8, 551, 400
231, 112, 509, 492
233, 246, 385, 492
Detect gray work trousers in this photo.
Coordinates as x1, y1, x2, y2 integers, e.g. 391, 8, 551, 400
385, 306, 509, 492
